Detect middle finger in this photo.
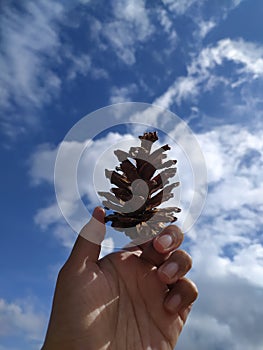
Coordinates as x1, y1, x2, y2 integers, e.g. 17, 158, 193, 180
157, 249, 192, 284
139, 225, 184, 267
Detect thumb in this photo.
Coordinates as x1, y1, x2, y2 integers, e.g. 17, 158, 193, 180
70, 207, 106, 264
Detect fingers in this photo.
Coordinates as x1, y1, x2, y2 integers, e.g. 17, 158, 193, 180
157, 250, 192, 284
164, 277, 198, 315
140, 225, 184, 267
138, 225, 197, 319
69, 207, 106, 264
156, 246, 195, 318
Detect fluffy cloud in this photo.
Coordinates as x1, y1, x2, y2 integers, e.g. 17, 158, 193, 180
161, 0, 244, 21
0, 0, 249, 140
66, 53, 92, 80
175, 122, 263, 349
0, 298, 46, 343
155, 37, 263, 110
162, 0, 244, 17
0, 1, 108, 139
94, 0, 153, 65
156, 7, 178, 47
195, 20, 216, 39
178, 277, 263, 350
188, 38, 263, 78
198, 125, 263, 216
177, 267, 263, 350
109, 84, 138, 104
161, 0, 200, 15
154, 76, 199, 108
0, 0, 64, 136
29, 143, 58, 185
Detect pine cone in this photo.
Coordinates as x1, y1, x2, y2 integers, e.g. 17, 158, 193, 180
98, 131, 181, 240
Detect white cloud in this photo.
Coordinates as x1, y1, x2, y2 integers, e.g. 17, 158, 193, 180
1, 0, 251, 141
65, 52, 109, 81
101, 0, 153, 65
196, 20, 216, 39
91, 67, 109, 80
178, 313, 233, 349
198, 125, 263, 215
0, 1, 109, 139
52, 223, 78, 249
0, 1, 64, 132
229, 244, 263, 285
154, 76, 199, 108
162, 0, 244, 18
32, 139, 90, 233
157, 8, 173, 33
154, 37, 263, 110
189, 38, 263, 78
176, 121, 263, 349
66, 53, 92, 80
109, 84, 138, 104
178, 274, 263, 350
94, 119, 262, 349
156, 8, 178, 47
161, 0, 199, 15
34, 202, 63, 230
29, 143, 58, 185
113, 0, 153, 41
0, 298, 46, 341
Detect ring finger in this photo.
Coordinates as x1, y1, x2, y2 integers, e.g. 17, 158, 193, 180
157, 249, 192, 284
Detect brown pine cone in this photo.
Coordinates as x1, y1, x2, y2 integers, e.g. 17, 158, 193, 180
98, 131, 181, 239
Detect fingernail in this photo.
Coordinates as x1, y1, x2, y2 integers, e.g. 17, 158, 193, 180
159, 262, 179, 279
167, 294, 181, 312
157, 234, 173, 249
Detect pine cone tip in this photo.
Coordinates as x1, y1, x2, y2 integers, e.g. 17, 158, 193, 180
139, 131, 158, 142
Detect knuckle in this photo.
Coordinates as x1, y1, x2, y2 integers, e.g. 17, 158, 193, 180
185, 252, 193, 271
172, 250, 193, 271
183, 278, 199, 301
172, 278, 198, 307
191, 283, 199, 302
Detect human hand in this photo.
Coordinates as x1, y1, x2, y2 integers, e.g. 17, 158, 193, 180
42, 207, 198, 350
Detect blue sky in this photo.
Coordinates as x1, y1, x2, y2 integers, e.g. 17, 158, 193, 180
1, 0, 263, 349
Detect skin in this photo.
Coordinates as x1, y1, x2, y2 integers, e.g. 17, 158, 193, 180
42, 207, 198, 350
